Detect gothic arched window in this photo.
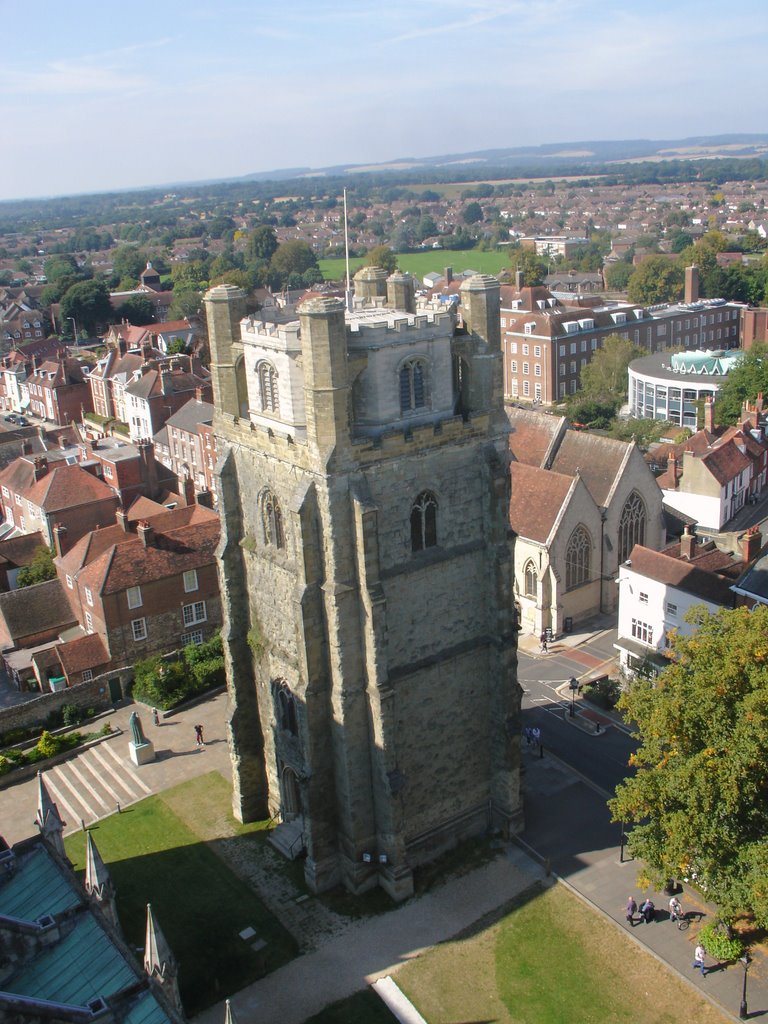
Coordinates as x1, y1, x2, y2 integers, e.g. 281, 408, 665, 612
261, 490, 285, 549
565, 525, 591, 591
411, 490, 438, 552
273, 680, 298, 736
257, 360, 279, 415
524, 560, 538, 597
399, 358, 427, 414
618, 491, 646, 564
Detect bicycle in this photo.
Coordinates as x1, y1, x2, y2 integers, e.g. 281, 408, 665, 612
671, 910, 690, 930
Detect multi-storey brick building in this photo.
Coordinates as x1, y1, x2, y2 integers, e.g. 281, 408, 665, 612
26, 355, 93, 425
206, 268, 522, 901
501, 268, 741, 405
153, 393, 216, 501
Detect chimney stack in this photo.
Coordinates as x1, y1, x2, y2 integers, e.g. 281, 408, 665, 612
742, 526, 762, 564
182, 475, 195, 506
160, 368, 173, 397
117, 337, 127, 357
680, 524, 696, 560
703, 395, 715, 433
52, 523, 68, 558
32, 456, 48, 481
116, 507, 130, 532
515, 269, 524, 290
137, 520, 154, 548
21, 440, 31, 455
444, 266, 453, 285
684, 264, 700, 304
667, 451, 678, 488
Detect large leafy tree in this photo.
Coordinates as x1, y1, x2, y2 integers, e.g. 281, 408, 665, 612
365, 245, 397, 274
577, 334, 646, 402
610, 605, 768, 926
508, 247, 547, 287
627, 256, 684, 305
713, 344, 767, 425
116, 295, 155, 325
269, 241, 318, 286
245, 225, 278, 264
60, 279, 113, 336
16, 546, 56, 588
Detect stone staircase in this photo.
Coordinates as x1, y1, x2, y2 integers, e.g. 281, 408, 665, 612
268, 817, 306, 860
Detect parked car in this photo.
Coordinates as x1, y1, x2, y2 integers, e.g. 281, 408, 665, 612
15, 416, 28, 426
4, 414, 17, 423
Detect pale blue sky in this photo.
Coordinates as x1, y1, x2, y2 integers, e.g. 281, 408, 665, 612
1, 0, 765, 201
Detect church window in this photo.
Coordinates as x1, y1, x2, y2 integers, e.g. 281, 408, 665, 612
261, 490, 285, 549
257, 360, 279, 414
399, 358, 427, 414
524, 560, 537, 596
274, 680, 298, 736
618, 491, 646, 564
411, 490, 438, 552
565, 525, 591, 590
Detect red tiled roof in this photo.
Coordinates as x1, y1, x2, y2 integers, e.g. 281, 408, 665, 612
548, 431, 629, 507
509, 462, 575, 543
507, 407, 565, 468
700, 441, 750, 485
629, 542, 741, 605
56, 633, 110, 675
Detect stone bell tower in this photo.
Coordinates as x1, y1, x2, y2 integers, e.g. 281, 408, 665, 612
207, 268, 522, 901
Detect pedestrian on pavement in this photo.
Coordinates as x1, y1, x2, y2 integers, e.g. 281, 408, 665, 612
692, 943, 707, 977
540, 639, 548, 654
194, 724, 205, 748
532, 726, 541, 747
152, 708, 160, 727
626, 896, 637, 926
669, 895, 682, 923
640, 898, 655, 923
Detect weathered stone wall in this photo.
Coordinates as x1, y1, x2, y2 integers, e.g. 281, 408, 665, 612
0, 671, 124, 738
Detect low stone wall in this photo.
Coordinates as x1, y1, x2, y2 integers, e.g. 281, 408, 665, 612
0, 728, 124, 790
0, 670, 132, 739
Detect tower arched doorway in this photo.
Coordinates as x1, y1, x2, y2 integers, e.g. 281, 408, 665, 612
281, 766, 302, 821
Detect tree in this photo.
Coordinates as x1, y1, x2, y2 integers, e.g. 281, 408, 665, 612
627, 256, 684, 305
604, 261, 633, 291
269, 241, 318, 285
365, 245, 397, 274
245, 225, 278, 264
610, 605, 768, 927
169, 286, 202, 321
713, 345, 767, 424
166, 338, 187, 355
578, 334, 646, 401
462, 202, 483, 225
16, 546, 56, 588
60, 279, 112, 336
44, 254, 80, 283
508, 247, 547, 287
110, 246, 147, 285
116, 295, 155, 326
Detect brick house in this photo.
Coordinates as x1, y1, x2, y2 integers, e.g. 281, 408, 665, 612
0, 457, 120, 547
26, 355, 93, 425
153, 393, 216, 501
55, 503, 221, 670
500, 269, 741, 405
123, 358, 212, 442
88, 339, 164, 420
103, 319, 196, 356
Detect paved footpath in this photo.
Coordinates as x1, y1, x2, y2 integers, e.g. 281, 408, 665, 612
519, 740, 768, 1023
0, 692, 231, 844
196, 845, 545, 1024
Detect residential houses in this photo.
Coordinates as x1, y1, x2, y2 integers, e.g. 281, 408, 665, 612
102, 318, 196, 355
615, 526, 760, 675
153, 394, 217, 502
26, 354, 93, 425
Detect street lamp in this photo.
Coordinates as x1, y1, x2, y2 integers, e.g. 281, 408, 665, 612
739, 953, 751, 1020
568, 677, 579, 718
68, 317, 79, 346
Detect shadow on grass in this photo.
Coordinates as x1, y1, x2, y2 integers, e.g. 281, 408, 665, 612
65, 798, 298, 1016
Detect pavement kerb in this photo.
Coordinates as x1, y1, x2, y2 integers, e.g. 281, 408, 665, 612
525, 745, 614, 801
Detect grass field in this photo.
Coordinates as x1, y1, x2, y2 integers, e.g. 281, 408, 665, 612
64, 773, 297, 1015
318, 248, 510, 283
394, 884, 729, 1024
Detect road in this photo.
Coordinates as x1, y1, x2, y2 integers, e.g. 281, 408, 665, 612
517, 626, 637, 795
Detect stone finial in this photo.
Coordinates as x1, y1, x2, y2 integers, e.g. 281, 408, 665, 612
144, 903, 183, 1012
85, 831, 113, 901
36, 771, 66, 859
225, 999, 238, 1024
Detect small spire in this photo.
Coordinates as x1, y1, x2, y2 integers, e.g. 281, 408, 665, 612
36, 772, 66, 858
225, 999, 238, 1024
84, 832, 112, 900
144, 904, 175, 980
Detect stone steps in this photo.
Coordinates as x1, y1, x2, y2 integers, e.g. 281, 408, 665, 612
268, 818, 306, 861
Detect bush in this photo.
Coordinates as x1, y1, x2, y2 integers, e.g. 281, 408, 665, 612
62, 703, 82, 726
583, 676, 621, 709
699, 922, 744, 961
133, 637, 225, 710
36, 730, 61, 759
0, 755, 11, 776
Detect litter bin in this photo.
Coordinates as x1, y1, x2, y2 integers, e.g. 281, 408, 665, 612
564, 616, 573, 633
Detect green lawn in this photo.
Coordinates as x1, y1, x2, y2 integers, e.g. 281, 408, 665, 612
318, 249, 510, 284
394, 884, 729, 1024
64, 773, 297, 1015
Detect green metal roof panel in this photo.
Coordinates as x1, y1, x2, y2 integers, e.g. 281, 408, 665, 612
0, 847, 80, 919
6, 914, 136, 1004
123, 990, 173, 1024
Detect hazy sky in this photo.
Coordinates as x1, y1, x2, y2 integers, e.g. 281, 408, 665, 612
2, 0, 765, 201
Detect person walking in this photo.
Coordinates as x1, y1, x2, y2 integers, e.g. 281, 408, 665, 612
669, 895, 682, 923
692, 943, 707, 977
640, 898, 655, 923
194, 724, 205, 749
152, 708, 160, 727
625, 896, 637, 927
532, 726, 541, 748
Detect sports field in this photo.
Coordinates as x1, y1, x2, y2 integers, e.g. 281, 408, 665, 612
318, 248, 510, 283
